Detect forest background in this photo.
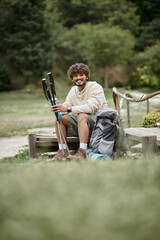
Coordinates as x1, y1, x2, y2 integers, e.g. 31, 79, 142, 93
0, 0, 160, 91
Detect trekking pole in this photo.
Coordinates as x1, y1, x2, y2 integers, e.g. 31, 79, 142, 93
47, 73, 70, 155
42, 78, 64, 154
42, 76, 70, 156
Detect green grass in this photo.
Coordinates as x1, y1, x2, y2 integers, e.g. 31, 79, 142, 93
0, 151, 160, 240
0, 87, 112, 137
0, 87, 160, 240
0, 87, 159, 137
0, 87, 70, 137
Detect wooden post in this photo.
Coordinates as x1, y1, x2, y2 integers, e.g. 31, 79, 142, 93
126, 100, 131, 128
142, 136, 158, 157
147, 99, 149, 113
115, 95, 120, 116
28, 134, 37, 158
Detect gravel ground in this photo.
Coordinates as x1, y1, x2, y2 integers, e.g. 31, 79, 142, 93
0, 136, 28, 160
0, 128, 55, 160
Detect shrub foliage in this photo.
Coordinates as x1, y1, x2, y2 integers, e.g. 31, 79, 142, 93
142, 109, 160, 128
132, 43, 160, 89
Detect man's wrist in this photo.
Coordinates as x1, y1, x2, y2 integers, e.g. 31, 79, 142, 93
67, 106, 72, 113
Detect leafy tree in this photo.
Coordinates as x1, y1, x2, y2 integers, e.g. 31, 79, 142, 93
46, 0, 138, 80
47, 0, 140, 35
61, 23, 135, 87
136, 18, 160, 50
127, 0, 160, 25
0, 0, 53, 89
127, 0, 160, 50
132, 43, 160, 89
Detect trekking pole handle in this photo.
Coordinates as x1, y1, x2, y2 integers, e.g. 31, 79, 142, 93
47, 72, 62, 119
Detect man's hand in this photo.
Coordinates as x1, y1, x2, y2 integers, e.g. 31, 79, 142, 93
51, 104, 67, 113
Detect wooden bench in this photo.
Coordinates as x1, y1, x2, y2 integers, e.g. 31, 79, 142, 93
125, 128, 160, 156
28, 127, 160, 158
28, 133, 79, 158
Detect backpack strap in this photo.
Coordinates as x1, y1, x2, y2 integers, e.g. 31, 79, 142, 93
96, 122, 104, 131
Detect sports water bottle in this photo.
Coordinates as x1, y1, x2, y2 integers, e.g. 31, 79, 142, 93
55, 98, 62, 119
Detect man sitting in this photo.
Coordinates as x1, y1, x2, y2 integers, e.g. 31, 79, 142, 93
50, 63, 108, 161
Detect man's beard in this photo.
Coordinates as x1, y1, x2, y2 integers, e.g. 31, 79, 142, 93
74, 79, 86, 86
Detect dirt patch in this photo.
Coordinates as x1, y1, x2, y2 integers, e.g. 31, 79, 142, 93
0, 128, 55, 160
0, 136, 28, 160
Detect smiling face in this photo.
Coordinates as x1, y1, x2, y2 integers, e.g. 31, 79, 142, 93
72, 73, 88, 88
67, 63, 90, 91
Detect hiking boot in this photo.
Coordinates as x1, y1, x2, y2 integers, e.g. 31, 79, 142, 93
46, 149, 68, 162
68, 148, 86, 160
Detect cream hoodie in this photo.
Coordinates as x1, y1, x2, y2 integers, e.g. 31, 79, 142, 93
63, 81, 108, 114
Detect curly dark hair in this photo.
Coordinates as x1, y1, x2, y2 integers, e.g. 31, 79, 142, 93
67, 63, 90, 80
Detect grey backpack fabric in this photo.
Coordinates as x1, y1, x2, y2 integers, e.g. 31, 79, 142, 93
89, 107, 126, 157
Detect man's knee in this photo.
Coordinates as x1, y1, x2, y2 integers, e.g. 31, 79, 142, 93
77, 113, 88, 124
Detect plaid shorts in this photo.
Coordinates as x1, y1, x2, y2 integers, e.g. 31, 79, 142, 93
66, 114, 96, 138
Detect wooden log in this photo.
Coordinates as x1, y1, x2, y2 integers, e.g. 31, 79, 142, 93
147, 99, 149, 113
142, 136, 158, 157
28, 134, 37, 158
113, 92, 120, 116
36, 137, 79, 151
112, 87, 160, 102
112, 88, 160, 127
125, 128, 160, 146
28, 133, 80, 158
125, 128, 160, 156
126, 100, 131, 128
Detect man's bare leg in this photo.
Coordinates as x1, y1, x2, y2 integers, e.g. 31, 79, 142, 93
71, 113, 89, 159
77, 113, 89, 144
47, 115, 69, 162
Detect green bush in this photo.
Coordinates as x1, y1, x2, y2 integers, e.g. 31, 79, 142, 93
0, 67, 12, 91
132, 66, 159, 88
132, 43, 160, 89
142, 109, 160, 128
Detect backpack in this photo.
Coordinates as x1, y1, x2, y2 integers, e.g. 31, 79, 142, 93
89, 107, 126, 158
